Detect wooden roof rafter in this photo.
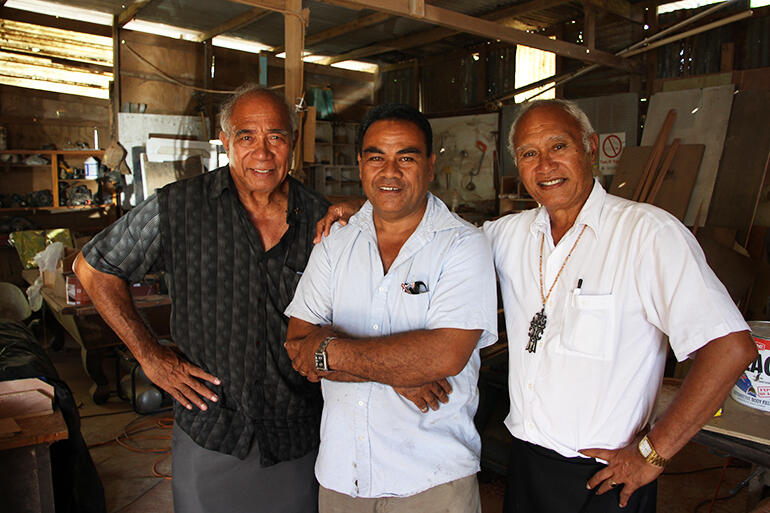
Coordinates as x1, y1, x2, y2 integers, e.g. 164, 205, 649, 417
318, 0, 571, 65
315, 0, 640, 72
117, 0, 157, 28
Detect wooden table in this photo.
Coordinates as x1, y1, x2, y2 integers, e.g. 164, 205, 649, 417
0, 411, 68, 513
24, 270, 172, 404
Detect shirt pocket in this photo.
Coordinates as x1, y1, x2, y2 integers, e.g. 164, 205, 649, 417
558, 293, 615, 361
394, 292, 430, 331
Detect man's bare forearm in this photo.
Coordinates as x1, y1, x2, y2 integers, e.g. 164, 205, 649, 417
285, 317, 479, 387
646, 330, 757, 459
73, 254, 160, 360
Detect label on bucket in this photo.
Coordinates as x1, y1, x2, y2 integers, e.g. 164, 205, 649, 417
730, 330, 770, 412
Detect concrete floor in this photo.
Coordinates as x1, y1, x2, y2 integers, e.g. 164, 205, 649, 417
49, 337, 763, 513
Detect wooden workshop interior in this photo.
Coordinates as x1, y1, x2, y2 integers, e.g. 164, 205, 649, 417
0, 0, 768, 511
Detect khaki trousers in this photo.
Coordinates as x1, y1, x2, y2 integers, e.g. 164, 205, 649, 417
319, 474, 480, 513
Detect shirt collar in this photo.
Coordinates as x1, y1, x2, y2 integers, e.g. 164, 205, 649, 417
530, 179, 606, 239
349, 192, 465, 241
209, 166, 302, 224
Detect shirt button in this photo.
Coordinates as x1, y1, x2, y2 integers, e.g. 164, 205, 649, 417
378, 287, 385, 292
372, 324, 379, 330
358, 400, 364, 406
359, 435, 365, 441
527, 383, 533, 390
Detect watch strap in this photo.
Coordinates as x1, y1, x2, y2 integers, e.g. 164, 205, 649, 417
638, 434, 670, 468
314, 336, 337, 372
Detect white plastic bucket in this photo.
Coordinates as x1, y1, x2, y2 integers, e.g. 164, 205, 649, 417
730, 321, 770, 412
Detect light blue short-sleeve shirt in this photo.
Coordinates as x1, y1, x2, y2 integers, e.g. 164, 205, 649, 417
285, 192, 497, 498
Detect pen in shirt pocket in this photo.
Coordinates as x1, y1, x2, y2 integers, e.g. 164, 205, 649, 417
572, 278, 583, 303
401, 281, 428, 294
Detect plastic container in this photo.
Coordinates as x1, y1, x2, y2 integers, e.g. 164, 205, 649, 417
730, 321, 770, 412
84, 156, 99, 179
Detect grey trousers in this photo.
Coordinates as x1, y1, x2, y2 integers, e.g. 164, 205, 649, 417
171, 424, 318, 513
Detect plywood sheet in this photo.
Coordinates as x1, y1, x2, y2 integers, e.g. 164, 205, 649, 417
609, 144, 704, 221
641, 85, 734, 226
657, 380, 770, 446
706, 90, 770, 239
574, 92, 640, 149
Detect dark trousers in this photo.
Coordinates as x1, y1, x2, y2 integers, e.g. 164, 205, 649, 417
503, 437, 657, 513
171, 424, 319, 513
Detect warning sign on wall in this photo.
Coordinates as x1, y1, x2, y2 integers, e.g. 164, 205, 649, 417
599, 132, 625, 175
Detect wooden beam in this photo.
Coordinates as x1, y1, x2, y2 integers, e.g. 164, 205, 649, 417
111, 15, 120, 140
274, 12, 392, 54
583, 3, 596, 50
0, 6, 112, 37
319, 0, 568, 65
263, 53, 375, 82
284, 0, 304, 114
117, 0, 156, 28
196, 8, 271, 42
319, 0, 638, 71
228, 0, 288, 13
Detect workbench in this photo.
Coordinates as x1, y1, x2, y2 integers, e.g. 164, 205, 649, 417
0, 411, 68, 513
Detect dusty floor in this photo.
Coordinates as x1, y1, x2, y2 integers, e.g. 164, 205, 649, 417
49, 337, 765, 513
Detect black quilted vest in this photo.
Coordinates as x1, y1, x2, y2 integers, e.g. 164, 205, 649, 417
156, 166, 328, 464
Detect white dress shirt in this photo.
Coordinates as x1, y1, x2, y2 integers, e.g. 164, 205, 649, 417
285, 193, 497, 498
483, 180, 748, 459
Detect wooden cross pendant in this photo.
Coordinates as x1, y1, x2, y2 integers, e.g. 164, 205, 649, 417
527, 307, 547, 353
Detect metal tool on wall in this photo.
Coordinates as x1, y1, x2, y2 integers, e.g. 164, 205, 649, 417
466, 140, 487, 191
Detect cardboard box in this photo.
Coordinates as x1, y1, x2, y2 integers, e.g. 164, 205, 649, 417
65, 273, 91, 305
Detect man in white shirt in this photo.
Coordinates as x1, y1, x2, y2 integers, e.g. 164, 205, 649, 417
483, 99, 757, 512
284, 103, 497, 513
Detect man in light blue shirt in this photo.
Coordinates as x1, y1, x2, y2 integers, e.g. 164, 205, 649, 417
284, 104, 497, 513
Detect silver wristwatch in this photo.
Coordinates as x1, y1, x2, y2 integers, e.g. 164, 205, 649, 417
314, 336, 336, 371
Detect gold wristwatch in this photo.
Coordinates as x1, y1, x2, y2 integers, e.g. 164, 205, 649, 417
638, 434, 670, 467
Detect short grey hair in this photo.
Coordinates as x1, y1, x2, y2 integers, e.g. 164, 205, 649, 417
218, 83, 298, 142
507, 99, 595, 163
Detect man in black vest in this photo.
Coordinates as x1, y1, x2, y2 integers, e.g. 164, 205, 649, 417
74, 84, 330, 513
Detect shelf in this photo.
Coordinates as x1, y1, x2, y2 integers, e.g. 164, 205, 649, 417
0, 149, 106, 210
0, 205, 111, 212
0, 149, 103, 156
59, 178, 97, 182
0, 163, 51, 168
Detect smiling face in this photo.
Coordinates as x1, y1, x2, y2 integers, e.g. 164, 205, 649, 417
513, 104, 598, 224
358, 119, 435, 226
219, 92, 293, 198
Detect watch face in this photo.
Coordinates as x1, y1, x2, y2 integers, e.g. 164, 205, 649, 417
639, 437, 652, 457
315, 352, 327, 371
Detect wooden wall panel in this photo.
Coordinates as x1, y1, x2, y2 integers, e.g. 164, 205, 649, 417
119, 31, 204, 115
0, 85, 109, 149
